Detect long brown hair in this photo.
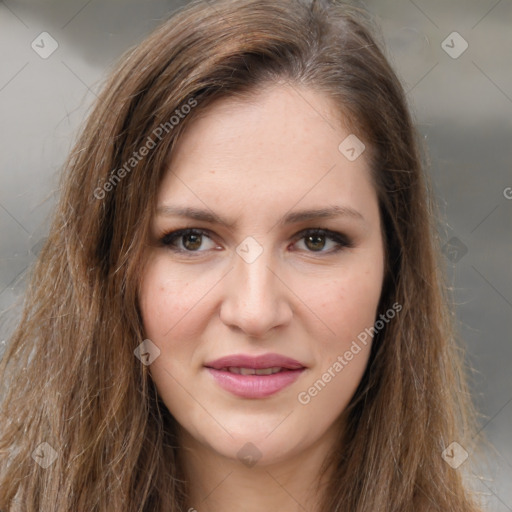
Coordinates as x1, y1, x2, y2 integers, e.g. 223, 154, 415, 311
0, 0, 483, 510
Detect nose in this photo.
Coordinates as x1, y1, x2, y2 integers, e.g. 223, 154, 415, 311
219, 246, 293, 338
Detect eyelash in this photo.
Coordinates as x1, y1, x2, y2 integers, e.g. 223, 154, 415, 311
159, 228, 353, 255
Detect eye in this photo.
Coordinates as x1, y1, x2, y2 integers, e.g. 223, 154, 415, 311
159, 227, 353, 255
160, 228, 218, 252
293, 228, 352, 253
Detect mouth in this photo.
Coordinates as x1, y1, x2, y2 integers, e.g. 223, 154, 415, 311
216, 366, 295, 375
204, 354, 306, 398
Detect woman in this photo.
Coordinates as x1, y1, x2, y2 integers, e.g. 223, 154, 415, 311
0, 0, 483, 510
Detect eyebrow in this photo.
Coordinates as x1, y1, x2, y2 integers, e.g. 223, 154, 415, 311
156, 204, 365, 228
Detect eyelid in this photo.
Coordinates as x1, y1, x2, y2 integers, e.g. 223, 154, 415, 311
158, 227, 353, 254
292, 227, 353, 247
160, 228, 218, 252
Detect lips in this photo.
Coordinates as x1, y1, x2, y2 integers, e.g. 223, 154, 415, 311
204, 353, 306, 399
205, 353, 305, 371
222, 366, 283, 375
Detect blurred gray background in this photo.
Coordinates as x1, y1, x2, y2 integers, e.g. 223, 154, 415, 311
0, 0, 510, 509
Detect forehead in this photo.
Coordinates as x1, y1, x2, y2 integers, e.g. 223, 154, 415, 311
169, 83, 355, 165
157, 84, 376, 222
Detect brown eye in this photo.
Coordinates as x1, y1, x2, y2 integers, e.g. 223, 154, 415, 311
304, 233, 326, 251
182, 232, 203, 251
294, 228, 352, 254
160, 228, 217, 252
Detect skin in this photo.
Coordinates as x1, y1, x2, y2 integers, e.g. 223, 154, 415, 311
139, 83, 385, 512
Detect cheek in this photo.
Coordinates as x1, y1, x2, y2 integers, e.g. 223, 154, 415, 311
336, 266, 383, 332
138, 259, 209, 406
139, 258, 208, 342
295, 254, 384, 351
138, 259, 206, 421
294, 263, 382, 418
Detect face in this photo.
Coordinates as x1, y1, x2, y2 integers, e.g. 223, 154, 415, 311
139, 83, 385, 467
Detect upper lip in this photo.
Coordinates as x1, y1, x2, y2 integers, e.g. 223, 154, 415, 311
204, 353, 305, 370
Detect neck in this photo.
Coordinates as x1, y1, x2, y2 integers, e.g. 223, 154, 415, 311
178, 424, 340, 512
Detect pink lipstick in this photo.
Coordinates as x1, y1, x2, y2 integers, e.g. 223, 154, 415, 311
204, 353, 306, 398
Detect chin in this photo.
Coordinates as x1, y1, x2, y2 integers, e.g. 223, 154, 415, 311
185, 417, 314, 468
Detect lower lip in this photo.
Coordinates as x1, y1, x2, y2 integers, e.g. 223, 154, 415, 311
206, 368, 305, 398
